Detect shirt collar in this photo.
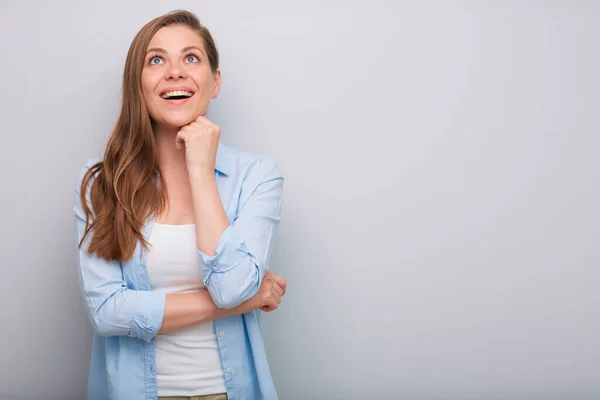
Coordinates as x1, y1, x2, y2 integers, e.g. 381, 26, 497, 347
215, 142, 230, 176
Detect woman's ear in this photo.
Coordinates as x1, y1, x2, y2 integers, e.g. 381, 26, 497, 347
212, 68, 222, 99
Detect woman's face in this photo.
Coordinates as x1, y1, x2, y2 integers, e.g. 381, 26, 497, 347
141, 24, 221, 129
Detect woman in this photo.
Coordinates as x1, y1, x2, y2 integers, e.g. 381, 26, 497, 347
74, 10, 286, 400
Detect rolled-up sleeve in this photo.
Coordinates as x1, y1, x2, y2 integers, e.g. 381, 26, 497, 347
199, 158, 284, 309
74, 160, 166, 342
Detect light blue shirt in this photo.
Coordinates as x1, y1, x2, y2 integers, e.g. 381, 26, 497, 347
73, 142, 283, 400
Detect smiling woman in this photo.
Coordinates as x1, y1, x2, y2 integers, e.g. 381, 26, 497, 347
74, 10, 286, 400
142, 26, 221, 128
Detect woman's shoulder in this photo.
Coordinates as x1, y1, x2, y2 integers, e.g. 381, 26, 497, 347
74, 156, 103, 196
219, 142, 283, 181
219, 143, 284, 207
81, 156, 103, 172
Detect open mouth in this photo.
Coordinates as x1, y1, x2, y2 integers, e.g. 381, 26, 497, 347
160, 90, 195, 100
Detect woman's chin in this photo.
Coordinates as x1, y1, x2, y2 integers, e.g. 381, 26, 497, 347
161, 114, 198, 129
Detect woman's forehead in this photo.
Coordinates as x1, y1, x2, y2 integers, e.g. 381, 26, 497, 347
148, 25, 204, 52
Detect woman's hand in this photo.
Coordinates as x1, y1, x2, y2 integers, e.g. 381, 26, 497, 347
228, 272, 287, 314
176, 115, 220, 171
259, 272, 287, 312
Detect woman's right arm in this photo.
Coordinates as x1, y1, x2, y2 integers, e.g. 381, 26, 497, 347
74, 161, 165, 342
75, 162, 227, 341
147, 265, 284, 334
159, 291, 226, 333
74, 161, 283, 340
142, 272, 284, 334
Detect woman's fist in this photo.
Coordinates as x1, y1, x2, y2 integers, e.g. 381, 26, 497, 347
231, 272, 287, 314
176, 115, 220, 171
257, 272, 287, 312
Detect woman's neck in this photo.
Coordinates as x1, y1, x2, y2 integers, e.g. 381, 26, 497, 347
154, 125, 188, 178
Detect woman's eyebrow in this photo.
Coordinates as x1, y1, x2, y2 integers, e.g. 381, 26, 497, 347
145, 46, 204, 55
146, 47, 166, 55
181, 45, 204, 55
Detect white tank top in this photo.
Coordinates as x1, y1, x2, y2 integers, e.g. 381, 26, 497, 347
146, 223, 227, 396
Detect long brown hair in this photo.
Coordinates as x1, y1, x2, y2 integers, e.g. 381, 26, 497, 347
78, 10, 220, 261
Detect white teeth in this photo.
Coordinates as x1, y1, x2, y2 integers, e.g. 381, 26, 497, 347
161, 90, 193, 99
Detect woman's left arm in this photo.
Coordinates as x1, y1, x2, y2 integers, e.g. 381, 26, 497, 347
189, 159, 284, 309
176, 116, 284, 309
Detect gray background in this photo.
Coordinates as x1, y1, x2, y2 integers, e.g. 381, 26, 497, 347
1, 1, 599, 399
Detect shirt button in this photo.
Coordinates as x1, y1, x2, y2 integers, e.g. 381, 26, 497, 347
227, 368, 232, 374
219, 332, 225, 337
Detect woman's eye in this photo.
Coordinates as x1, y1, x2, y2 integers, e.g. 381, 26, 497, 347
150, 57, 163, 65
186, 55, 199, 63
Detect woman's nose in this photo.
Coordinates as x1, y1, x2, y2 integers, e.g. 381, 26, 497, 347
165, 61, 187, 80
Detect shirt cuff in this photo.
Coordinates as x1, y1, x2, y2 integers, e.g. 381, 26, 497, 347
198, 225, 249, 275
129, 290, 166, 342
